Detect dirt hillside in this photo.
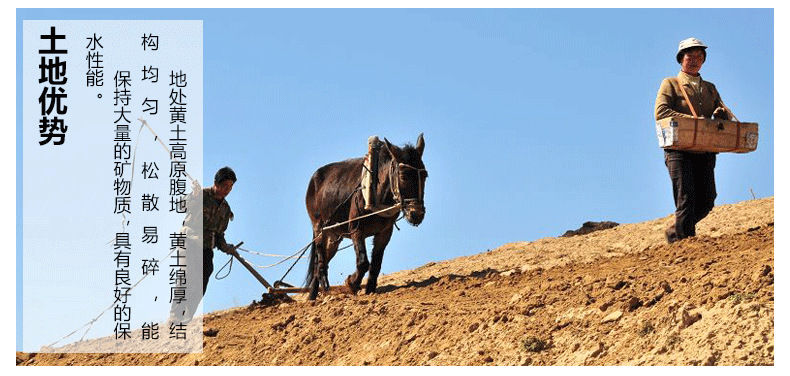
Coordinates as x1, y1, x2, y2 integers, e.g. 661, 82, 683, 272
18, 197, 774, 366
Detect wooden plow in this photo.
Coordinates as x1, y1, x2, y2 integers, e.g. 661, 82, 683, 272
225, 242, 351, 296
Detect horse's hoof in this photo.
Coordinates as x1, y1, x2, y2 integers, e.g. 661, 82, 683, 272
345, 275, 360, 294
365, 285, 377, 294
308, 282, 319, 301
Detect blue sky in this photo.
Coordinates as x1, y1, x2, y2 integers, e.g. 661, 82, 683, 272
16, 8, 774, 351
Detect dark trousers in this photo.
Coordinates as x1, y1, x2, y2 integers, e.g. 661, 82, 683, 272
664, 150, 717, 242
169, 245, 214, 322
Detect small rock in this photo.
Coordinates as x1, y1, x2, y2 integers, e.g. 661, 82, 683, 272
522, 336, 547, 352
622, 297, 643, 312
500, 269, 517, 277
521, 357, 533, 366
704, 350, 721, 366
399, 334, 418, 347
645, 292, 664, 307
589, 342, 605, 358
272, 315, 296, 331
561, 221, 619, 237
753, 265, 772, 282
660, 281, 673, 293
468, 322, 480, 332
483, 356, 494, 363
509, 294, 522, 304
601, 310, 623, 323
599, 300, 615, 312
713, 276, 729, 287
427, 351, 439, 360
524, 303, 544, 316
605, 276, 627, 290
311, 316, 321, 324
678, 305, 702, 329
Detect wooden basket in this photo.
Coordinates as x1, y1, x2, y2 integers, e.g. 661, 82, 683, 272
655, 116, 758, 153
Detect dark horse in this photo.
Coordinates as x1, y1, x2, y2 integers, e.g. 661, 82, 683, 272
304, 134, 427, 300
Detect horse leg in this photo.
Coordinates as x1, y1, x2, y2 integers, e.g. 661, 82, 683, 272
345, 232, 369, 294
320, 237, 339, 291
366, 225, 394, 294
308, 272, 320, 300
307, 233, 326, 301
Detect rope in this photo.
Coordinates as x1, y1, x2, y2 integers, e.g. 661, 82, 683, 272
277, 242, 313, 283
321, 203, 401, 231
214, 254, 234, 280
238, 245, 307, 267
236, 248, 292, 258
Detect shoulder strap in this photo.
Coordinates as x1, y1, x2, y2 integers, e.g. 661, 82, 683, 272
670, 77, 698, 118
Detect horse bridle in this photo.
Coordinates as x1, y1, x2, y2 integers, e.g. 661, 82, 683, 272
388, 159, 427, 210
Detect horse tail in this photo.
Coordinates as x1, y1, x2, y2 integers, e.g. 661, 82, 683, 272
304, 236, 317, 288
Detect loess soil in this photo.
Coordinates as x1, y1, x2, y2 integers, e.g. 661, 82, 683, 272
18, 197, 774, 366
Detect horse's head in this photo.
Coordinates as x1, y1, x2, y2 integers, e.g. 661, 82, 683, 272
383, 134, 427, 226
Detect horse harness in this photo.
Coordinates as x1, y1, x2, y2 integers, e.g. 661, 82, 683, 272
389, 159, 427, 211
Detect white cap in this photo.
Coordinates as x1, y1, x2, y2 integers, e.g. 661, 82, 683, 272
676, 38, 708, 63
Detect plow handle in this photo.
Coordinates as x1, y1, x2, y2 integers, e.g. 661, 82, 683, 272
226, 242, 274, 290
